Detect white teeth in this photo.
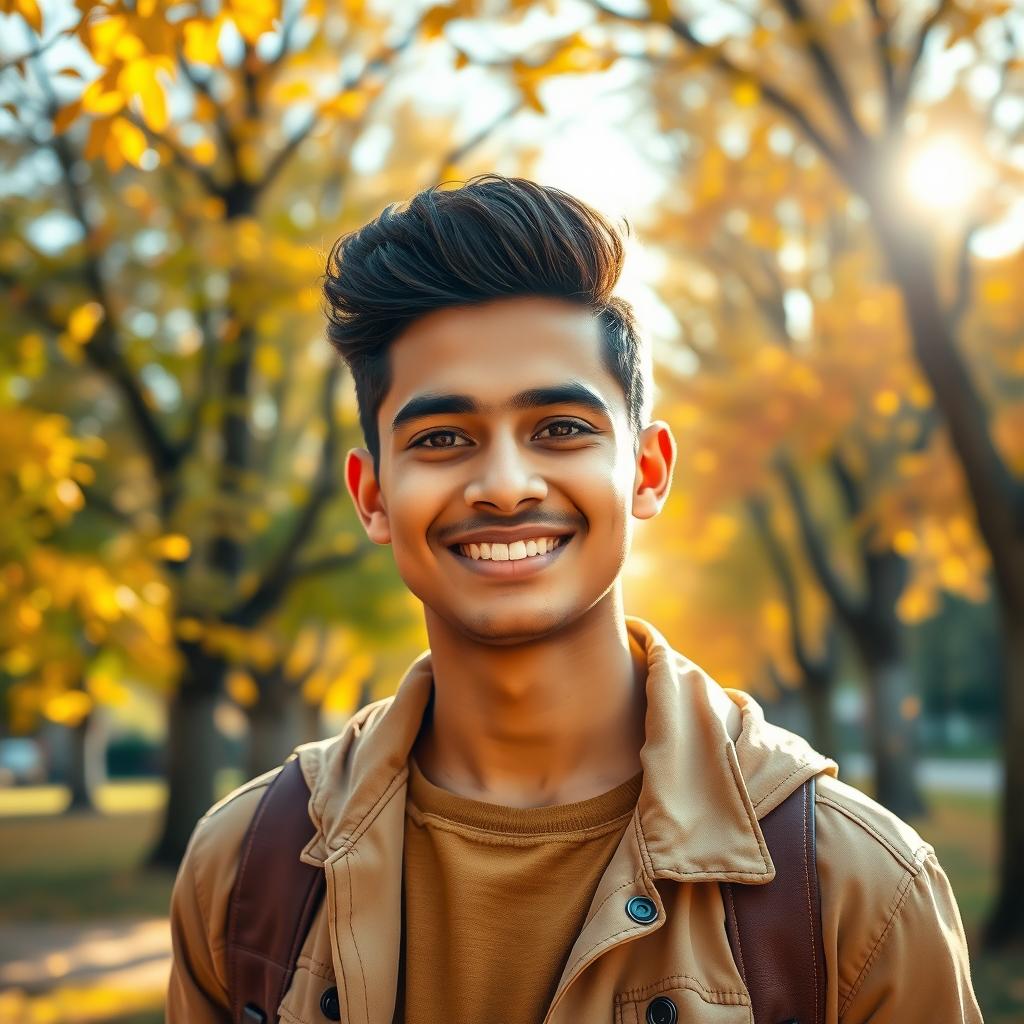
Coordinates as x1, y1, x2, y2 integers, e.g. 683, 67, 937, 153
457, 536, 567, 561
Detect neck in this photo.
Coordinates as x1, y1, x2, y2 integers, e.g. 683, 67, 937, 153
411, 589, 648, 807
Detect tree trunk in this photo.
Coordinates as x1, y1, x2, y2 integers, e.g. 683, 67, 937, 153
148, 645, 226, 868
804, 673, 838, 761
860, 653, 926, 819
65, 711, 106, 813
246, 683, 319, 779
867, 199, 1024, 947
984, 608, 1024, 947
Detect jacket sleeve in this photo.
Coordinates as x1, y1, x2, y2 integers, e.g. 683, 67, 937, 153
839, 850, 983, 1023
166, 815, 232, 1023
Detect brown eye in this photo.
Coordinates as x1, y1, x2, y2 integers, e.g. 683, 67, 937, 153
536, 420, 592, 439
412, 430, 467, 449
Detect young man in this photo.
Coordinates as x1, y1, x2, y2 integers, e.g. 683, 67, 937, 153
167, 175, 982, 1024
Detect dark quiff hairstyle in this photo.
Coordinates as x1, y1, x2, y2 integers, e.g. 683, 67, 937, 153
322, 174, 648, 475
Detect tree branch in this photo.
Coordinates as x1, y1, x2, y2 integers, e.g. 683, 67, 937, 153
775, 0, 867, 148
177, 56, 241, 181
866, 0, 897, 121
587, 0, 853, 185
746, 494, 815, 673
436, 99, 522, 176
775, 454, 863, 625
125, 111, 221, 195
894, 0, 955, 118
224, 361, 343, 627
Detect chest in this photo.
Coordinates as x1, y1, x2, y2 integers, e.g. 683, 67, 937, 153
277, 879, 753, 1024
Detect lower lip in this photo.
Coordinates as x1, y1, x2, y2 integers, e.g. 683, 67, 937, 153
446, 536, 573, 579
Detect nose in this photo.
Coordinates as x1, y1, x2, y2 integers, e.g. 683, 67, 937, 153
463, 430, 547, 512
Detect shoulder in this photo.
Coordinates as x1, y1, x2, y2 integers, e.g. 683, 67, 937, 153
186, 766, 283, 883
813, 775, 938, 1010
814, 773, 933, 877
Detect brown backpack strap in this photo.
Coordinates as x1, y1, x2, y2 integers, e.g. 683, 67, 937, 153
721, 776, 825, 1024
227, 756, 326, 1024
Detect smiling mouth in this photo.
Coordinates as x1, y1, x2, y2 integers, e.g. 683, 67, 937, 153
447, 535, 573, 562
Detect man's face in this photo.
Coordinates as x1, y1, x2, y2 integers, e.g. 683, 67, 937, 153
346, 295, 673, 645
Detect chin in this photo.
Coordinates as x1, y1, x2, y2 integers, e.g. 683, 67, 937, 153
450, 604, 579, 646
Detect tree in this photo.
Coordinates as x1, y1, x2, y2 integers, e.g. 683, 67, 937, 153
2, 0, 493, 864
566, 0, 1021, 948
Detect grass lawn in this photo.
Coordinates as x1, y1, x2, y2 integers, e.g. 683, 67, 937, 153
0, 780, 1020, 1022
0, 783, 172, 924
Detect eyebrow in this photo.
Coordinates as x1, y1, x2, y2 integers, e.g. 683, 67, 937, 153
391, 380, 614, 434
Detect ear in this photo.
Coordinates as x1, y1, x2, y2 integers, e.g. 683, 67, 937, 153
345, 448, 391, 545
632, 421, 676, 521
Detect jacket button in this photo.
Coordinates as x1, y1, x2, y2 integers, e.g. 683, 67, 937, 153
646, 996, 677, 1024
625, 895, 658, 924
320, 985, 341, 1021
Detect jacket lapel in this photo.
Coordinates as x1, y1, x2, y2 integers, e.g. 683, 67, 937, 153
296, 617, 837, 1024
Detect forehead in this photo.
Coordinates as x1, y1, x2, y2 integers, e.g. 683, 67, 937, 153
381, 296, 622, 420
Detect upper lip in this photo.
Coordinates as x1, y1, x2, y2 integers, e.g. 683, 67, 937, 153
446, 526, 576, 546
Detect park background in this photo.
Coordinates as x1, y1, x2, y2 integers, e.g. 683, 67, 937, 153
1, 0, 1022, 1020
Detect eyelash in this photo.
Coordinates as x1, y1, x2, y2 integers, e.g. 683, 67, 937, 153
411, 420, 596, 449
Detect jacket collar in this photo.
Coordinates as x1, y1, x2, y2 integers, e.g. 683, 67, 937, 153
296, 616, 837, 881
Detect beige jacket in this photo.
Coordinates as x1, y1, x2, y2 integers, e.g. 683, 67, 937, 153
167, 617, 982, 1024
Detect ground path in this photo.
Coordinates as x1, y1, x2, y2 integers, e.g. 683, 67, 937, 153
0, 918, 169, 1023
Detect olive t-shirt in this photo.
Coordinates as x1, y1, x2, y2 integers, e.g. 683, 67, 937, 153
396, 756, 643, 1024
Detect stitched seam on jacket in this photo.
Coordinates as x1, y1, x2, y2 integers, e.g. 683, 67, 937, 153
347, 852, 368, 1023
801, 782, 820, 1018
816, 794, 923, 873
754, 761, 813, 812
278, 1004, 309, 1024
617, 973, 750, 1004
633, 808, 655, 876
721, 885, 746, 986
837, 864, 918, 1017
296, 953, 334, 977
326, 860, 350, 1021
334, 766, 406, 852
561, 871, 647, 978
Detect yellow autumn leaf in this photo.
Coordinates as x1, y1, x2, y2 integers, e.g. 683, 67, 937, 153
110, 115, 149, 167
981, 277, 1012, 303
52, 100, 82, 135
323, 652, 374, 713
7, 0, 42, 33
275, 79, 313, 102
893, 529, 918, 556
118, 59, 168, 132
421, 4, 460, 40
82, 77, 125, 117
228, 0, 278, 43
86, 670, 130, 706
873, 389, 900, 416
183, 17, 223, 65
66, 301, 104, 345
191, 137, 218, 165
896, 582, 937, 624
732, 79, 760, 107
103, 125, 126, 172
648, 0, 674, 23
254, 344, 283, 380
320, 88, 369, 119
227, 668, 259, 707
44, 690, 93, 727
151, 533, 191, 560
